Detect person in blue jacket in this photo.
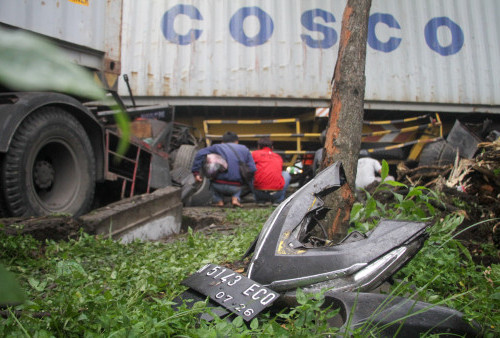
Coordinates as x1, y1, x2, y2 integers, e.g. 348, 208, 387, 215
192, 131, 256, 207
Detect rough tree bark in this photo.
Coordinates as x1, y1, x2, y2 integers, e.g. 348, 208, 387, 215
321, 0, 372, 243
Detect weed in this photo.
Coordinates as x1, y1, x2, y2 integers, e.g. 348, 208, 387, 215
351, 160, 438, 233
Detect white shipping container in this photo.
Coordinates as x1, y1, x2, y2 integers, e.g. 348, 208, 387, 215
120, 0, 500, 112
2, 1, 498, 113
0, 0, 121, 72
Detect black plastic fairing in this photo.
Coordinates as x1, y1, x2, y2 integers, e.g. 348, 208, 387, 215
249, 219, 428, 287
326, 291, 481, 337
247, 162, 344, 276
246, 161, 429, 289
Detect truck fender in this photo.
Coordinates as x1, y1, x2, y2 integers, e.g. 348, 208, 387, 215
0, 92, 105, 180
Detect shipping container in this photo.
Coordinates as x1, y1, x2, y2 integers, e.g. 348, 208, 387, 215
3, 0, 498, 112
0, 0, 122, 88
116, 0, 500, 172
119, 0, 500, 114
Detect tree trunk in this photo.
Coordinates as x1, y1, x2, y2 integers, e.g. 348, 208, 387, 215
321, 0, 372, 243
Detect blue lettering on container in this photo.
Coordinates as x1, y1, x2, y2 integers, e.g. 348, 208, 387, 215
368, 13, 402, 52
300, 9, 337, 49
229, 7, 274, 46
424, 17, 464, 55
161, 4, 203, 45
159, 6, 466, 56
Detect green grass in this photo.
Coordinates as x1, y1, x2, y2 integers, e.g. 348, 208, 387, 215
394, 214, 500, 335
1, 181, 499, 336
0, 207, 341, 337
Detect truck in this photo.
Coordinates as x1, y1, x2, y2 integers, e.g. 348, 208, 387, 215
1, 0, 499, 214
0, 1, 202, 217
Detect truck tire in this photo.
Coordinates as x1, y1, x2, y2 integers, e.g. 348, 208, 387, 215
1, 107, 96, 217
184, 177, 212, 206
173, 144, 197, 169
418, 140, 457, 167
172, 144, 211, 206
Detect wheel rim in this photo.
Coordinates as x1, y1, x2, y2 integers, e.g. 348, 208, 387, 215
34, 160, 55, 189
29, 138, 82, 213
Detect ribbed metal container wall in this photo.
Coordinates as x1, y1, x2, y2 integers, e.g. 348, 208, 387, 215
365, 0, 500, 108
120, 0, 500, 108
0, 1, 106, 55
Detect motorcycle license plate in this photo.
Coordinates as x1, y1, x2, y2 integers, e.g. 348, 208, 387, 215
181, 263, 279, 321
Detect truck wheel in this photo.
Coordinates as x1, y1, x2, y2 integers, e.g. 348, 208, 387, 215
418, 140, 457, 167
172, 144, 211, 206
184, 177, 212, 206
1, 107, 96, 217
173, 144, 197, 169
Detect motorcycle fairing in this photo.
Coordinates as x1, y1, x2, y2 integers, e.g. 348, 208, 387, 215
327, 291, 481, 337
247, 162, 429, 292
273, 291, 481, 337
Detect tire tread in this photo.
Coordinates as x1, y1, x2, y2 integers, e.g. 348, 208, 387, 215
2, 107, 95, 216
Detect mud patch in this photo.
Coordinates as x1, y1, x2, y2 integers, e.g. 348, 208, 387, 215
180, 207, 229, 232
0, 204, 251, 244
0, 215, 81, 242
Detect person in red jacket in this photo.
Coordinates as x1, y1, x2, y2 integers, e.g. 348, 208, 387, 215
252, 137, 291, 205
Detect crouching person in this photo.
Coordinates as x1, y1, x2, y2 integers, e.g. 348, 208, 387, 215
252, 137, 291, 206
192, 131, 256, 207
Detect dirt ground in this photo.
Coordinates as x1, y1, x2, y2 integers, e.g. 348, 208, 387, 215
0, 204, 259, 242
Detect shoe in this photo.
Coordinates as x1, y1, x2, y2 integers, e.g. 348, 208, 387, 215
231, 197, 243, 208
214, 200, 224, 207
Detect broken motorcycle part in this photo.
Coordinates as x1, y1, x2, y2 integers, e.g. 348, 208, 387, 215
246, 162, 429, 293
176, 162, 480, 335
274, 291, 481, 337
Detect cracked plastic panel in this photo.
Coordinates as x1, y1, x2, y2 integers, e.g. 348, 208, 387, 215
247, 162, 429, 292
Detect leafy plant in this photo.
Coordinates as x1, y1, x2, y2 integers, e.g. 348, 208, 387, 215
395, 215, 500, 335
350, 167, 499, 336
276, 288, 339, 336
0, 28, 104, 99
0, 265, 25, 306
350, 160, 438, 232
